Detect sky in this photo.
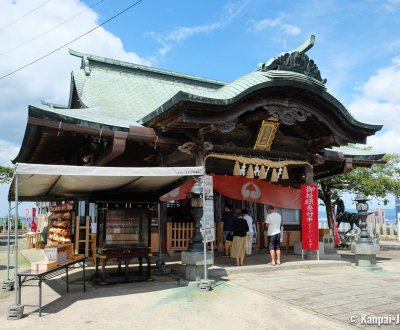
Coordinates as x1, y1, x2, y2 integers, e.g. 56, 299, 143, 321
0, 0, 400, 216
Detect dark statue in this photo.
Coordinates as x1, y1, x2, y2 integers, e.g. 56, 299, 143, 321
333, 197, 360, 235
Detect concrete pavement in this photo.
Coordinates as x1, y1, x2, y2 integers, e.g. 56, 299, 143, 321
1, 239, 399, 329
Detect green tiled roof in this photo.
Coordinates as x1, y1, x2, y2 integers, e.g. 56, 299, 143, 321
40, 49, 379, 132
330, 146, 385, 160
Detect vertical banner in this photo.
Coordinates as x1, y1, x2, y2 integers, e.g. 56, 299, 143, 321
332, 206, 340, 245
31, 207, 37, 232
202, 175, 215, 243
301, 184, 319, 250
25, 208, 30, 232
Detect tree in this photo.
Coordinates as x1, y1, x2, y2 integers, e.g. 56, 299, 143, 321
0, 166, 14, 184
318, 153, 400, 229
2, 215, 23, 230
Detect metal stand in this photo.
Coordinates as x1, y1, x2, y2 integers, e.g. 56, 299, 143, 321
2, 202, 15, 292
155, 203, 168, 274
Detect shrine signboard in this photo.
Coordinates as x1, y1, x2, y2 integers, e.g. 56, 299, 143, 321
301, 184, 319, 250
202, 175, 215, 243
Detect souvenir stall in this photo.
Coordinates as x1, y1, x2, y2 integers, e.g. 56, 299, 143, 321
7, 163, 204, 313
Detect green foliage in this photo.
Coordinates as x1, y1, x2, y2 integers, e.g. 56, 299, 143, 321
0, 166, 14, 184
2, 215, 23, 230
317, 153, 400, 228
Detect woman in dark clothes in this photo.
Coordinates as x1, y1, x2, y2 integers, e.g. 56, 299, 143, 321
231, 209, 249, 266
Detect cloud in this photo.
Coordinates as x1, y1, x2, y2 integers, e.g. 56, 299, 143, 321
0, 0, 150, 168
148, 0, 251, 57
148, 23, 222, 57
348, 55, 400, 153
247, 16, 301, 36
384, 0, 400, 11
0, 139, 20, 167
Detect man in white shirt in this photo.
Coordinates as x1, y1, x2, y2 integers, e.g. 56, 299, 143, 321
264, 206, 281, 265
242, 209, 253, 256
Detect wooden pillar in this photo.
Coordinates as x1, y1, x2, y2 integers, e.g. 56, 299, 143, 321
304, 164, 314, 184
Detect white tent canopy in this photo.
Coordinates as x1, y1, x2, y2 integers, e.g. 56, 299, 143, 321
9, 163, 205, 202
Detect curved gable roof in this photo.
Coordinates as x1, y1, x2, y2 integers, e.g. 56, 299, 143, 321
68, 48, 381, 138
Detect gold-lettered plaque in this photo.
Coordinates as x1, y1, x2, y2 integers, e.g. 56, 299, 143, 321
253, 120, 279, 151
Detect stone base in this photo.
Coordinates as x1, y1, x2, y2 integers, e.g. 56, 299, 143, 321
294, 240, 341, 260
351, 243, 380, 267
181, 251, 214, 281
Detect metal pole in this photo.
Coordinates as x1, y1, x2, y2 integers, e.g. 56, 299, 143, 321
156, 203, 165, 271
7, 201, 11, 280
202, 175, 208, 281
14, 174, 19, 305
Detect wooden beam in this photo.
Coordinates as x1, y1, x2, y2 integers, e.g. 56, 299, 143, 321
307, 135, 337, 150
163, 150, 195, 166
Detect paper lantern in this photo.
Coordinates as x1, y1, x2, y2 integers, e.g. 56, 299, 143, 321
233, 161, 240, 176
270, 168, 278, 182
246, 165, 254, 178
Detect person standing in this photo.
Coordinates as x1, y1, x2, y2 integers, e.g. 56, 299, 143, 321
242, 208, 254, 256
264, 206, 282, 265
222, 204, 234, 256
231, 209, 249, 266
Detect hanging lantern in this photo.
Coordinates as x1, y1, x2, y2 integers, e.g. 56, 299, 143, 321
282, 166, 289, 180
270, 168, 278, 182
259, 165, 266, 179
233, 161, 240, 176
246, 165, 254, 178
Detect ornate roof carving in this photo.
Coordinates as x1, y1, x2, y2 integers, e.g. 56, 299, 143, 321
263, 105, 311, 125
258, 35, 327, 84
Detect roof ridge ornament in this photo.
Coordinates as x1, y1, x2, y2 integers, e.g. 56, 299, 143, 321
258, 35, 327, 84
82, 55, 91, 76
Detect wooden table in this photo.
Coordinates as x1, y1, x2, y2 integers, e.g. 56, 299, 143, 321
95, 247, 151, 284
17, 257, 86, 317
284, 231, 295, 255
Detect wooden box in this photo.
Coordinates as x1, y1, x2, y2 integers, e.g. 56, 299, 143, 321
71, 254, 85, 260
44, 243, 73, 264
31, 260, 57, 272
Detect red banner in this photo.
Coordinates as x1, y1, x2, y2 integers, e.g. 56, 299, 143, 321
32, 207, 37, 233
301, 184, 319, 250
213, 175, 301, 209
160, 180, 195, 201
160, 175, 301, 209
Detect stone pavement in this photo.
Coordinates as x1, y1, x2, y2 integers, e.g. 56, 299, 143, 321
1, 238, 399, 329
230, 249, 400, 329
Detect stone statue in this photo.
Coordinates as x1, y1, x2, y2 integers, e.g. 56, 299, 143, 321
333, 197, 360, 235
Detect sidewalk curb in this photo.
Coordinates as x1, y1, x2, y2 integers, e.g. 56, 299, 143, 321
171, 260, 352, 279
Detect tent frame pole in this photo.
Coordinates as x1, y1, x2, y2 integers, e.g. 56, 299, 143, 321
14, 174, 19, 305
6, 201, 11, 280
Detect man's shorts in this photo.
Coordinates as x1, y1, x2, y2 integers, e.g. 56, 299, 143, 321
268, 233, 281, 251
